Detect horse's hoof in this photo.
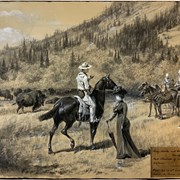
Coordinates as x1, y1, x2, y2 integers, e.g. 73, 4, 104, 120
70, 141, 75, 149
91, 145, 96, 150
48, 150, 53, 154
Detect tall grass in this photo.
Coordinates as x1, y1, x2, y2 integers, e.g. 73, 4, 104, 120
0, 98, 180, 177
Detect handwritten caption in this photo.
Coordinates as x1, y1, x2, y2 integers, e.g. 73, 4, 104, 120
151, 147, 180, 177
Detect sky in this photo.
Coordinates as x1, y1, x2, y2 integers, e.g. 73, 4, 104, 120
0, 2, 111, 49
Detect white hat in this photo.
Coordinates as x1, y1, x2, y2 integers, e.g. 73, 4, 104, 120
178, 70, 180, 74
78, 62, 92, 70
166, 73, 169, 77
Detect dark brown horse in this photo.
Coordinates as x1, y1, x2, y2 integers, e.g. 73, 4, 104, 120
38, 75, 117, 154
138, 82, 178, 119
138, 82, 161, 117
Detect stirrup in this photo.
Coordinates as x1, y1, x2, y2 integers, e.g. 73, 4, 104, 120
90, 117, 99, 123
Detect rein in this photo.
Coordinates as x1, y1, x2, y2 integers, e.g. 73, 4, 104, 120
93, 89, 113, 93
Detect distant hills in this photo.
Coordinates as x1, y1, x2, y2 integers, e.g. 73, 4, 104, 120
0, 1, 180, 94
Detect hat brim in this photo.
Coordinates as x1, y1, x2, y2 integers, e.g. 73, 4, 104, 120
79, 65, 92, 69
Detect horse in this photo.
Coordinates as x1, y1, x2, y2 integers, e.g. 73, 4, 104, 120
176, 92, 180, 116
38, 75, 117, 154
138, 82, 178, 119
154, 88, 178, 119
138, 82, 161, 117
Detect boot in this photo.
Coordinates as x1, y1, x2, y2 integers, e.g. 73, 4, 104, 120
78, 113, 82, 121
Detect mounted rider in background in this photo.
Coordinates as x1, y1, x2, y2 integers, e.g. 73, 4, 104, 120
76, 62, 97, 123
163, 73, 174, 90
175, 70, 180, 91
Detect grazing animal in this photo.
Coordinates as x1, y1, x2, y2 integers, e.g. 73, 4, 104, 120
0, 89, 13, 100
45, 97, 60, 104
48, 88, 56, 95
13, 88, 23, 97
23, 88, 32, 93
16, 90, 46, 113
41, 89, 49, 96
38, 75, 117, 154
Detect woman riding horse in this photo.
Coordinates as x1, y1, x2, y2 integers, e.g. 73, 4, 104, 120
39, 75, 117, 154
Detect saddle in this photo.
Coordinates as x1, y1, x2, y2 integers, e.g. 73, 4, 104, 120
74, 95, 90, 121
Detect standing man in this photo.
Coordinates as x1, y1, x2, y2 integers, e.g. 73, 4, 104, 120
76, 62, 97, 123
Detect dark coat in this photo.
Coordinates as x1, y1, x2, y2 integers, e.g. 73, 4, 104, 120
45, 97, 60, 104
16, 90, 46, 113
0, 89, 13, 100
13, 88, 23, 97
113, 100, 141, 159
23, 88, 32, 93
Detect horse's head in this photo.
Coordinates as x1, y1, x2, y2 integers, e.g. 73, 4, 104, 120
138, 82, 148, 92
102, 74, 117, 90
154, 84, 162, 93
94, 74, 117, 91
138, 82, 151, 96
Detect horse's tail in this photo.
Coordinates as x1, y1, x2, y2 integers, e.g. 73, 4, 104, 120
38, 104, 59, 121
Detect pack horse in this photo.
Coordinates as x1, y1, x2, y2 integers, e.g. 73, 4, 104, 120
39, 75, 117, 154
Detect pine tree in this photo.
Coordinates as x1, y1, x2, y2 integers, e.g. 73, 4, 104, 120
70, 51, 76, 67
15, 59, 19, 71
45, 49, 50, 67
28, 47, 32, 63
2, 59, 7, 74
40, 51, 44, 67
114, 49, 117, 62
160, 50, 165, 61
21, 39, 27, 62
10, 59, 14, 69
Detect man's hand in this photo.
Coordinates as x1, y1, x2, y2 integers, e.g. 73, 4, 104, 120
86, 89, 91, 95
106, 120, 110, 124
89, 75, 94, 80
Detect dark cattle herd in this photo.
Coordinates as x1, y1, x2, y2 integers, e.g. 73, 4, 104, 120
0, 87, 77, 113
0, 89, 13, 100
0, 84, 180, 119
16, 90, 46, 113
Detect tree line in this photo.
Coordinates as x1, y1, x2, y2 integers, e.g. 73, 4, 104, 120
0, 2, 179, 80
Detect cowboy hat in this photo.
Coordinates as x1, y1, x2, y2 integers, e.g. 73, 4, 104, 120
113, 86, 127, 95
78, 62, 92, 69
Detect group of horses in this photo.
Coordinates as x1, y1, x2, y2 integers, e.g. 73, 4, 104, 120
138, 82, 180, 119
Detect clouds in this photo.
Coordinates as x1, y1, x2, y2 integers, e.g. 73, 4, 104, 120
0, 10, 38, 23
0, 27, 31, 48
47, 21, 62, 26
0, 10, 23, 17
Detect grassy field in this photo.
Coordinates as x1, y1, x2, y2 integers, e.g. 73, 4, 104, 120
0, 95, 180, 178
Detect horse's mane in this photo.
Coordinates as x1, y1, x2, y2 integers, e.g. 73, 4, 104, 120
94, 77, 104, 90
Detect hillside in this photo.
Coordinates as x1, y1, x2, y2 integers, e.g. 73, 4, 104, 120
0, 1, 180, 93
